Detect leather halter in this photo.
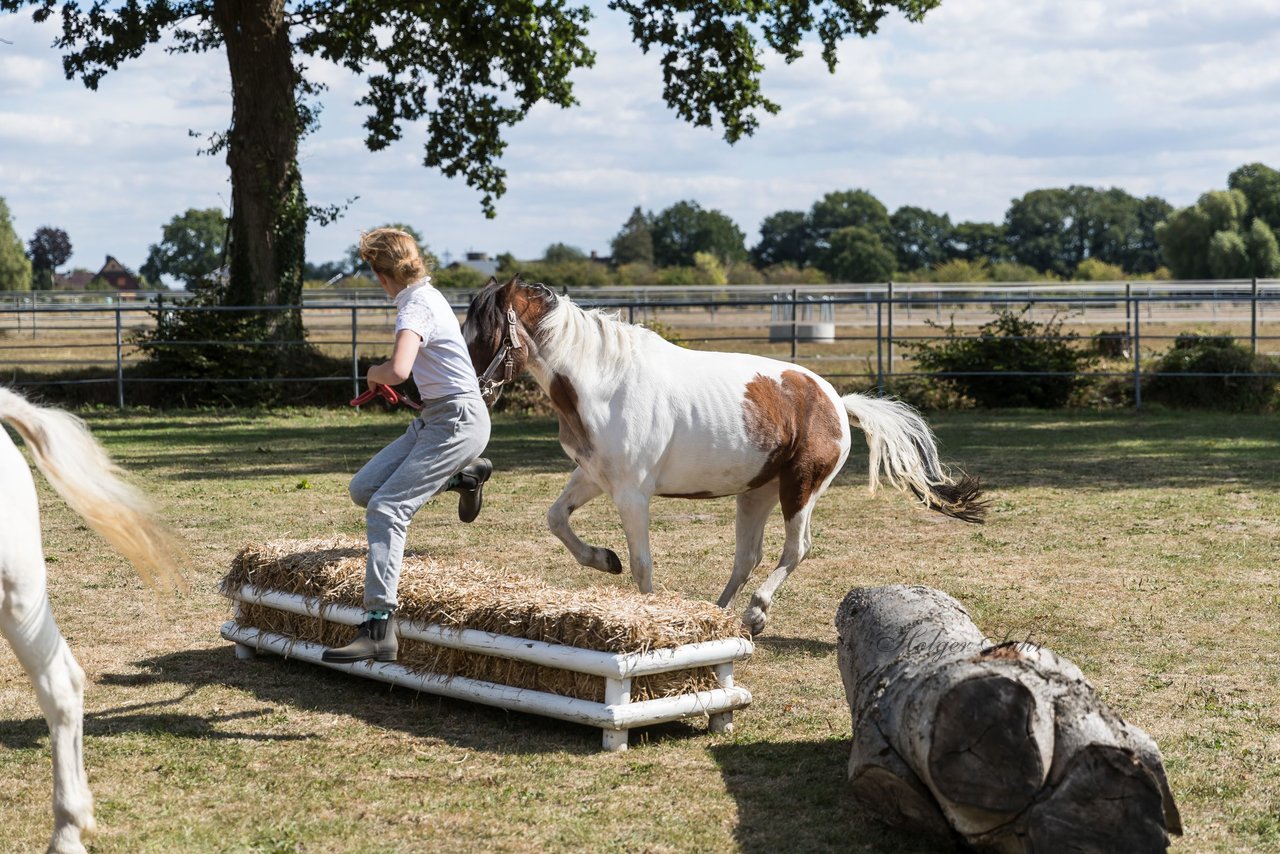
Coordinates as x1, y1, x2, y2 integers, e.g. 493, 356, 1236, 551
478, 307, 524, 405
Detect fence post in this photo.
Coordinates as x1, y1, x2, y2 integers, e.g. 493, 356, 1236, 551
876, 299, 884, 394
1124, 282, 1132, 342
115, 304, 125, 410
790, 288, 798, 361
886, 281, 895, 382
1133, 290, 1142, 410
350, 306, 360, 400
1251, 276, 1259, 354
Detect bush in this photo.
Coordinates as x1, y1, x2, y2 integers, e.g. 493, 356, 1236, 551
1092, 328, 1131, 358
1144, 334, 1278, 412
131, 283, 339, 406
904, 305, 1093, 408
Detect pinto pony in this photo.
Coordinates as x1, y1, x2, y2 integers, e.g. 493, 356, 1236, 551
464, 278, 985, 635
0, 388, 180, 854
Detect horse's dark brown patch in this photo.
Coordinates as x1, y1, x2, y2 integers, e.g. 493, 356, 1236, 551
463, 276, 555, 380
743, 371, 844, 518
549, 373, 593, 461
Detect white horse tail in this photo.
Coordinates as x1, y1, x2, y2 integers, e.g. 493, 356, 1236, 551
841, 393, 987, 523
0, 388, 183, 591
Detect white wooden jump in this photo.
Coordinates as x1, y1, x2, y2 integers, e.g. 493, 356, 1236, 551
221, 584, 753, 750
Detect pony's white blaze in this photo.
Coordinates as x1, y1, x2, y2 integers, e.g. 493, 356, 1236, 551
0, 388, 179, 854
465, 280, 984, 635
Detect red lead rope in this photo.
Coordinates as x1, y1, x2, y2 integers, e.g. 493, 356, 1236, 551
349, 385, 424, 411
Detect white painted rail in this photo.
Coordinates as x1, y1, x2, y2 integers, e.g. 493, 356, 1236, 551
223, 586, 753, 750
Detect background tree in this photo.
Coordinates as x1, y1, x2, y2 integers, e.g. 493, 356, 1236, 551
141, 208, 229, 289
27, 226, 73, 290
1247, 217, 1280, 277
751, 210, 812, 268
1002, 186, 1171, 276
543, 243, 587, 264
610, 207, 655, 267
808, 189, 892, 246
1003, 188, 1077, 276
1155, 189, 1277, 279
1207, 230, 1251, 279
1124, 195, 1175, 274
3, 1, 939, 329
946, 221, 1009, 262
650, 200, 747, 268
0, 198, 32, 291
1228, 162, 1280, 234
1155, 204, 1213, 279
817, 225, 896, 282
889, 205, 952, 272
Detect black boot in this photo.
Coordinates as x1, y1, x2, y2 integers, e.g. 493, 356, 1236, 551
449, 458, 493, 523
321, 618, 397, 664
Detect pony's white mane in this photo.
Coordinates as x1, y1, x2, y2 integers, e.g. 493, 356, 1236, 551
535, 295, 663, 379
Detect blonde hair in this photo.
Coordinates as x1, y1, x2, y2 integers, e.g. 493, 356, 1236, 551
359, 227, 429, 287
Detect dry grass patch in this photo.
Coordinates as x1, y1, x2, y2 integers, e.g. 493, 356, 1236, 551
0, 407, 1277, 852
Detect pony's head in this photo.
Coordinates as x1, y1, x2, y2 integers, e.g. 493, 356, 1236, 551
463, 275, 557, 402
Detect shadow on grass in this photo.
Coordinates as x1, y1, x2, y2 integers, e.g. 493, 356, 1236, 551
93, 646, 707, 757
752, 635, 837, 657
0, 685, 302, 750
87, 408, 1280, 494
841, 408, 1280, 492
94, 414, 572, 483
709, 738, 956, 854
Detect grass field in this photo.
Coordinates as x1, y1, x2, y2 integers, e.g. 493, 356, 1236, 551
1, 406, 1278, 852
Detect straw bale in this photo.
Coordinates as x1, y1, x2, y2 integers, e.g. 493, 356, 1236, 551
222, 538, 749, 703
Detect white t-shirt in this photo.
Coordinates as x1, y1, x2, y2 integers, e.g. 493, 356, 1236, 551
393, 277, 481, 400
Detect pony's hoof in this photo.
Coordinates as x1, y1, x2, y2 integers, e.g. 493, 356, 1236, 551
603, 549, 623, 574
743, 606, 768, 636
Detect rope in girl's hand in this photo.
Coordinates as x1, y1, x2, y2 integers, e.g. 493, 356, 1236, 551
349, 385, 423, 411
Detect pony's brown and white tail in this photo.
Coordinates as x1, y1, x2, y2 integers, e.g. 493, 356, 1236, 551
842, 393, 987, 523
0, 388, 182, 590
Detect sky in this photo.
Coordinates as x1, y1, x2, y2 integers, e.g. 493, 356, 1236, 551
2, 1, 1279, 278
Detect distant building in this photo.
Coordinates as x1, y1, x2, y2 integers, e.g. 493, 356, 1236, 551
53, 255, 142, 291
448, 251, 499, 278
52, 269, 96, 290
97, 255, 141, 290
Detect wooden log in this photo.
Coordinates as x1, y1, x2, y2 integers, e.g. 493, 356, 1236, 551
836, 585, 1181, 852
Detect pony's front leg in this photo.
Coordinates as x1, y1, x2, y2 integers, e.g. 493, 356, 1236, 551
548, 467, 623, 575
1, 598, 96, 854
612, 490, 655, 594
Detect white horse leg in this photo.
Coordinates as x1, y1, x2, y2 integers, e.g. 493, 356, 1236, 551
547, 467, 623, 574
716, 483, 777, 608
612, 490, 655, 594
743, 505, 813, 636
1, 594, 95, 854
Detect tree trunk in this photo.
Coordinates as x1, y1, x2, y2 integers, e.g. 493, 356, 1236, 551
213, 0, 306, 339
836, 585, 1182, 853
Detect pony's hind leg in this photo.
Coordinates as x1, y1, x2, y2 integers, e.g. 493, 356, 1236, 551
716, 483, 778, 608
742, 507, 812, 636
1, 593, 96, 854
548, 467, 623, 575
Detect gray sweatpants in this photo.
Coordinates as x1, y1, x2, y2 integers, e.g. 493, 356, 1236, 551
349, 391, 491, 611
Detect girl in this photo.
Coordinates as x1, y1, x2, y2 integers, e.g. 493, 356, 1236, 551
323, 228, 492, 664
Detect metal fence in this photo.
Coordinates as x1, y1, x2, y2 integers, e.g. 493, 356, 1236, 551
1, 279, 1277, 409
